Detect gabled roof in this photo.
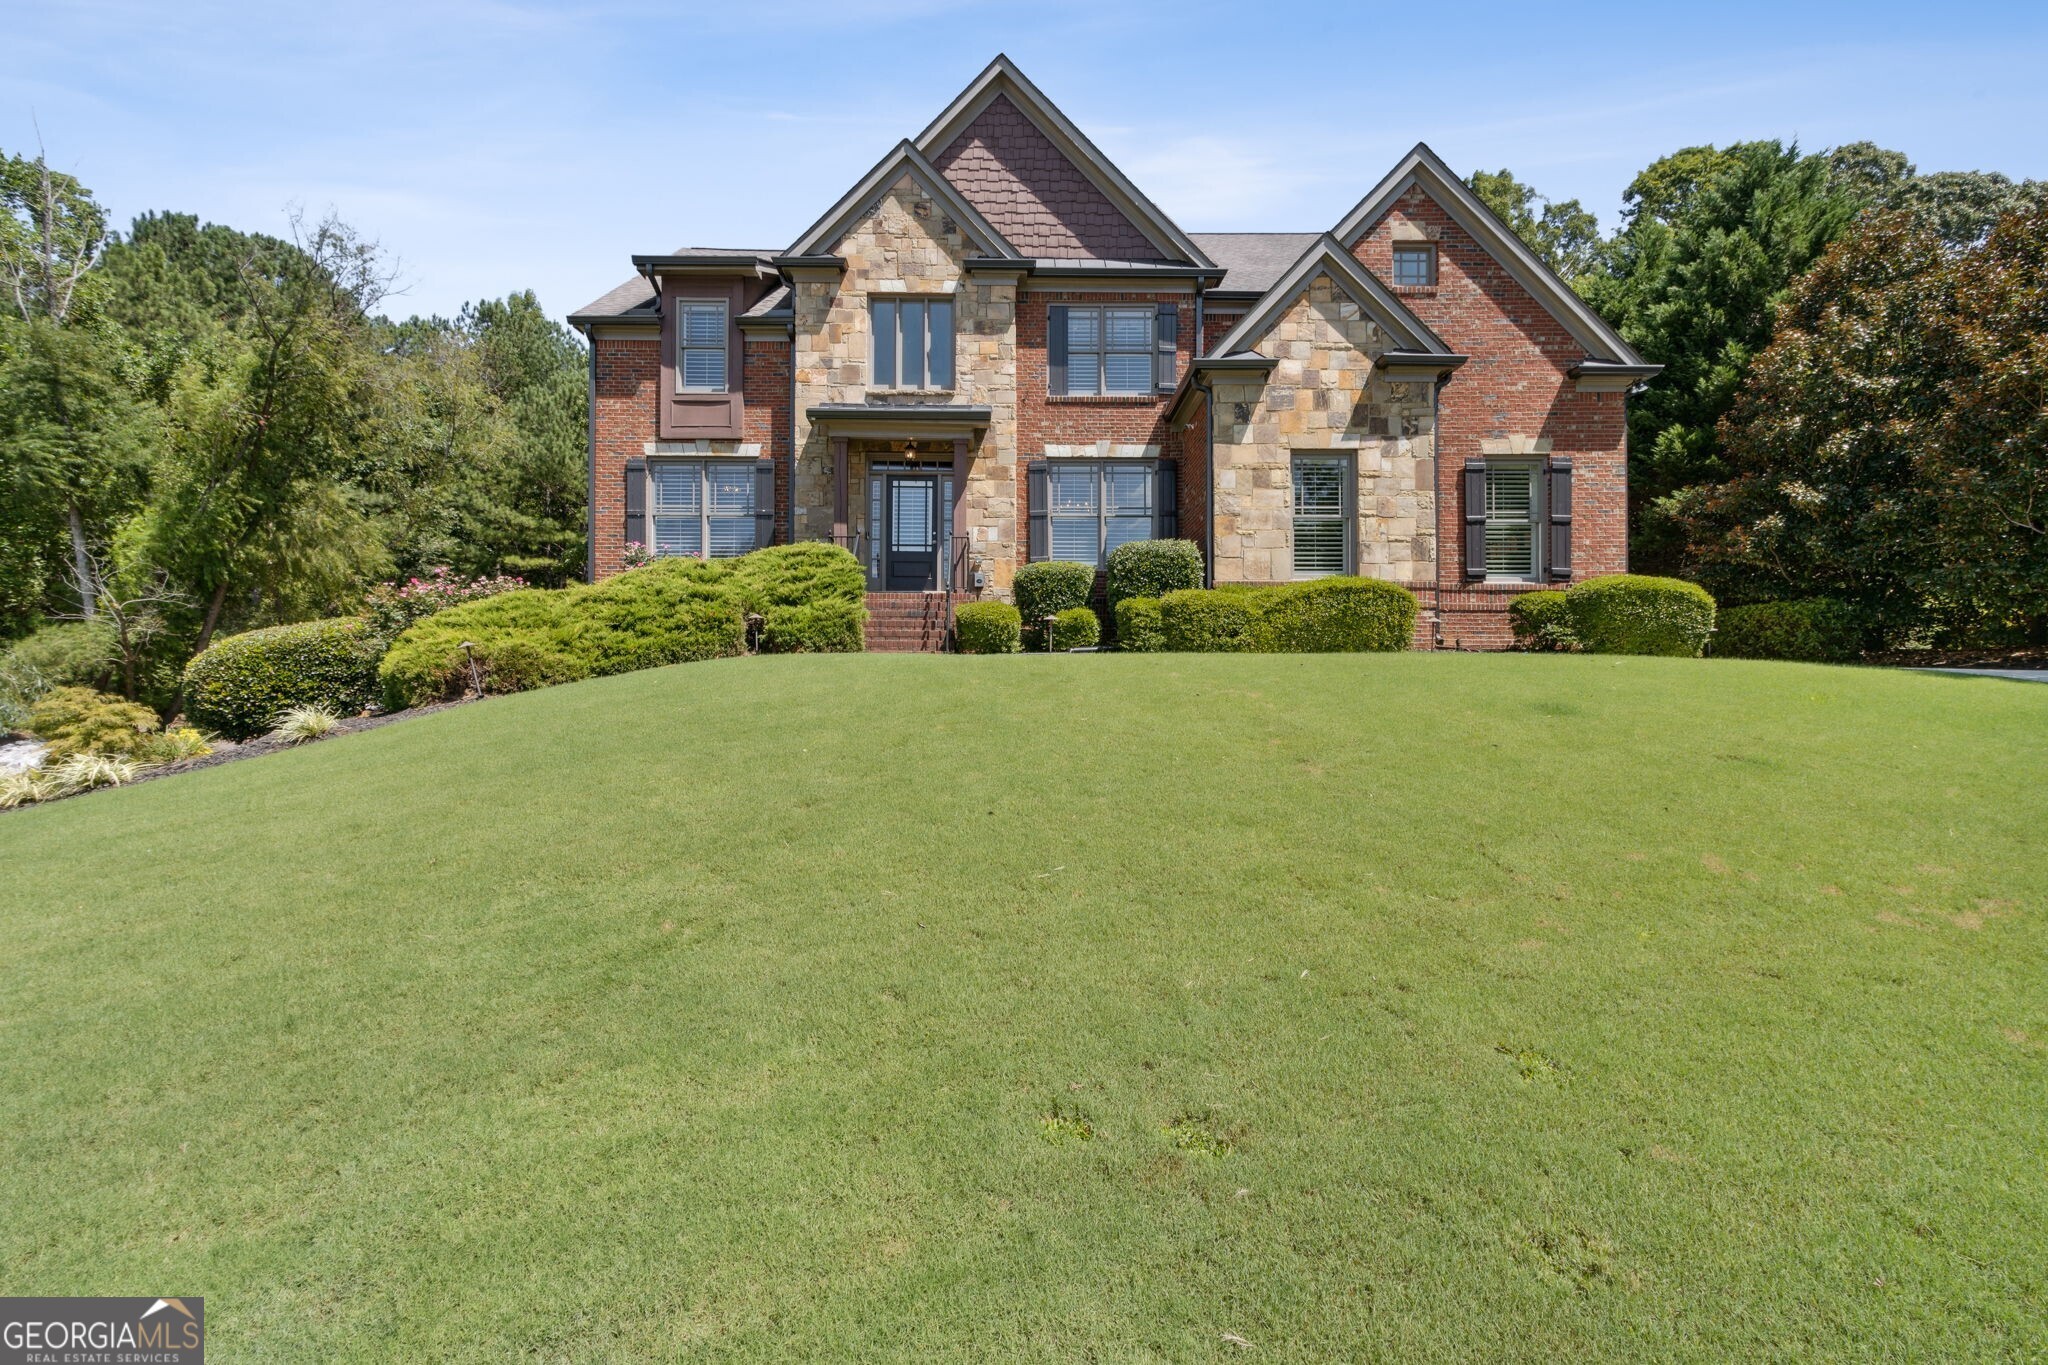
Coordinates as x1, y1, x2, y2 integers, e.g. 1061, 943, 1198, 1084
1330, 142, 1650, 366
913, 54, 1213, 269
1209, 233, 1454, 360
786, 140, 1020, 260
1192, 233, 1320, 296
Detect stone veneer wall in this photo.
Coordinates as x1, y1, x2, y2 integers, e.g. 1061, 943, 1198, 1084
792, 174, 1019, 592
1208, 274, 1436, 585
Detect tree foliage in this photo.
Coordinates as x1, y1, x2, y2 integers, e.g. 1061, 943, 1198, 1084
1465, 168, 1604, 284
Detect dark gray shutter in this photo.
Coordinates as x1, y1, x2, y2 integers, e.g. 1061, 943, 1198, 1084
625, 458, 648, 551
1155, 302, 1178, 391
1046, 305, 1068, 396
1027, 460, 1050, 561
753, 456, 776, 549
1156, 460, 1178, 539
1462, 459, 1487, 581
1546, 456, 1573, 582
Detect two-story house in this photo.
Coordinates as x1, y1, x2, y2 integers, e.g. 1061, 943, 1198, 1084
570, 55, 1657, 649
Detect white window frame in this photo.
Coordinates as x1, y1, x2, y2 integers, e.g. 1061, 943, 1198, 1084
648, 459, 756, 559
1065, 305, 1156, 396
869, 297, 955, 393
676, 300, 728, 393
1483, 462, 1543, 582
1046, 461, 1158, 568
1291, 453, 1354, 578
1391, 243, 1437, 288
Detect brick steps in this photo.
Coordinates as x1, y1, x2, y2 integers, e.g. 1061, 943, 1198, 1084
864, 592, 952, 653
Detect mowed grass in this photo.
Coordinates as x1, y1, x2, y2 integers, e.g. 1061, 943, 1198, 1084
2, 654, 2045, 1361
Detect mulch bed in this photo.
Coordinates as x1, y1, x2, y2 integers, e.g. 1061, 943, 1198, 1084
1866, 646, 2048, 669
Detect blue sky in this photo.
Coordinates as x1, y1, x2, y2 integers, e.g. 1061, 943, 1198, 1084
9, 1, 2047, 324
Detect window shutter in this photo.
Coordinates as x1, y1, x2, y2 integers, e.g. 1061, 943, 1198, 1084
625, 458, 648, 550
753, 457, 776, 549
1462, 459, 1487, 581
1156, 460, 1178, 539
1046, 305, 1068, 395
1546, 456, 1573, 581
1155, 302, 1178, 391
1027, 459, 1050, 561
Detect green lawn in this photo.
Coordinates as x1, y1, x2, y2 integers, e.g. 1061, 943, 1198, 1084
2, 654, 2044, 1361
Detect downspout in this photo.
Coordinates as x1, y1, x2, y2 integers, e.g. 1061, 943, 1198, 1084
1430, 372, 1449, 648
1195, 370, 1216, 588
787, 314, 797, 547
584, 329, 598, 583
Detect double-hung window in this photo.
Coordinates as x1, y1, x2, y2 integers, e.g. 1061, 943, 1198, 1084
1483, 464, 1542, 580
650, 461, 756, 559
1291, 455, 1352, 577
1066, 306, 1156, 395
1391, 244, 1437, 288
1048, 463, 1156, 568
677, 301, 727, 391
871, 298, 955, 391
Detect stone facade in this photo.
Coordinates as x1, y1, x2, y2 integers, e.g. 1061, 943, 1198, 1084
1208, 274, 1435, 585
790, 173, 1022, 592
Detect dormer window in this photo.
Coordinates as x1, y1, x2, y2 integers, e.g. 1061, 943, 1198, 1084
677, 301, 728, 392
1391, 244, 1437, 288
871, 298, 955, 391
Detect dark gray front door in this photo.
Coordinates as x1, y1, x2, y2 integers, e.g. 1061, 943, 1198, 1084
882, 474, 939, 590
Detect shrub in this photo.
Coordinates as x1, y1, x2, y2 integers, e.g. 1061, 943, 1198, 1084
724, 542, 866, 613
27, 686, 163, 760
1509, 590, 1576, 651
183, 618, 382, 740
1106, 539, 1204, 608
1565, 575, 1716, 657
1015, 561, 1096, 645
760, 599, 867, 653
142, 726, 212, 763
1160, 589, 1260, 652
1715, 598, 1863, 663
574, 558, 745, 676
1047, 606, 1101, 651
275, 705, 342, 744
40, 752, 144, 798
954, 601, 1022, 655
362, 568, 527, 643
1253, 578, 1418, 652
4, 621, 119, 691
1114, 596, 1165, 652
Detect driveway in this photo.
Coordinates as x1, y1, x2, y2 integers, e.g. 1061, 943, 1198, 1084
1916, 667, 2048, 683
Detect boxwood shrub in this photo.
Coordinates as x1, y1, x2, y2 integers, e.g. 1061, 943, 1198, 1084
1105, 539, 1203, 608
1014, 561, 1096, 645
1047, 606, 1101, 651
1114, 596, 1165, 652
1565, 575, 1716, 657
1254, 578, 1417, 652
954, 601, 1021, 655
1714, 598, 1862, 662
1160, 588, 1260, 652
184, 617, 382, 739
1508, 589, 1575, 651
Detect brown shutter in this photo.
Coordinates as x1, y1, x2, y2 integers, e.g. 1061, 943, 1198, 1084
1156, 460, 1178, 539
1155, 302, 1178, 391
1462, 459, 1487, 581
1046, 305, 1068, 396
625, 458, 648, 551
753, 456, 776, 549
1027, 459, 1050, 561
1546, 456, 1573, 581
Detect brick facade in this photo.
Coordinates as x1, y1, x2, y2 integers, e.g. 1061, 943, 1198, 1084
590, 334, 659, 581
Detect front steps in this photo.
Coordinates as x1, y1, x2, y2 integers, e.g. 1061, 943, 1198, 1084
864, 592, 952, 652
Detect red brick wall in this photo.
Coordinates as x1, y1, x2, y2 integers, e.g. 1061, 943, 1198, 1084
1348, 186, 1629, 621
1014, 291, 1203, 569
742, 337, 793, 546
591, 335, 659, 580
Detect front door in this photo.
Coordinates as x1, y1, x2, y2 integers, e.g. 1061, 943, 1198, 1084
879, 473, 944, 590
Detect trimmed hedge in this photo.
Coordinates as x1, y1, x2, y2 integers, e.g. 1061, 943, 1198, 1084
184, 617, 382, 739
1160, 588, 1260, 652
1015, 561, 1096, 646
1565, 575, 1716, 657
954, 601, 1021, 655
1509, 590, 1575, 651
1715, 598, 1862, 663
1047, 606, 1101, 651
759, 599, 867, 654
1106, 539, 1203, 608
1114, 596, 1165, 652
1253, 578, 1418, 652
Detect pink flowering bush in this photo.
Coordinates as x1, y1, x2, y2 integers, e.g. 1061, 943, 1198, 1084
362, 568, 528, 643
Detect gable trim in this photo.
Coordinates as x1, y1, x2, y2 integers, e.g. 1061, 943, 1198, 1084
1331, 142, 1649, 366
913, 55, 1213, 269
1209, 233, 1454, 362
786, 139, 1020, 260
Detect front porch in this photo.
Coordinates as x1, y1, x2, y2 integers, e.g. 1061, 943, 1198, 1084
808, 404, 993, 596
